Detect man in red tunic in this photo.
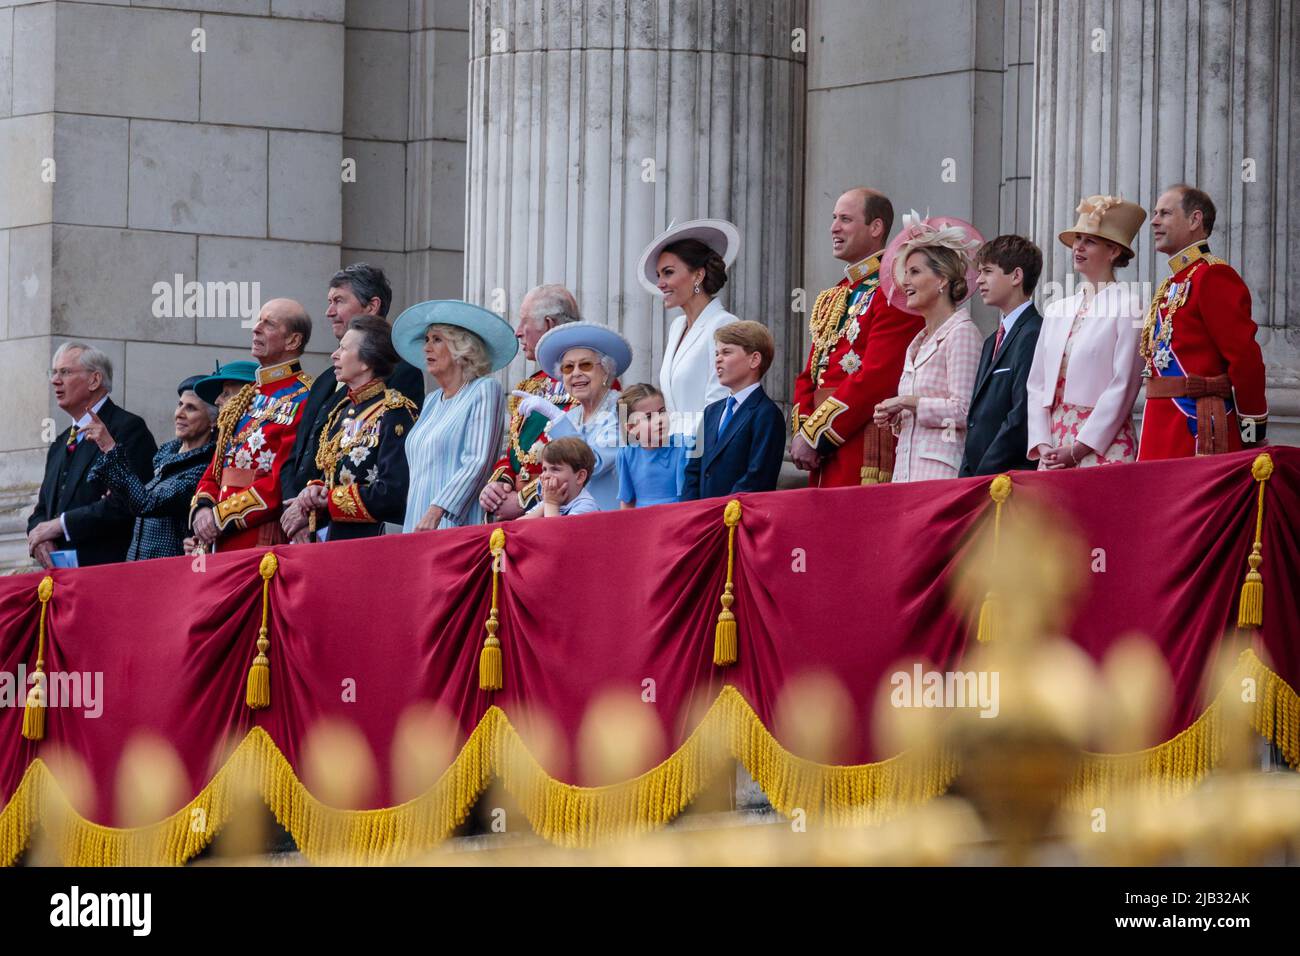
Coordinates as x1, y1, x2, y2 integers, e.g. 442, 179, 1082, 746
791, 187, 923, 486
190, 299, 314, 552
1138, 185, 1269, 460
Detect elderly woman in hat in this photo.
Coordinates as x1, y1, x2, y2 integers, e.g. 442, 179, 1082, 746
1027, 196, 1146, 468
636, 219, 740, 436
872, 213, 986, 482
513, 322, 632, 510
393, 299, 518, 531
193, 359, 258, 410
85, 374, 217, 560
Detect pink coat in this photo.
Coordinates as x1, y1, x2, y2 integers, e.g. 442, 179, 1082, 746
891, 309, 983, 482
1026, 284, 1144, 459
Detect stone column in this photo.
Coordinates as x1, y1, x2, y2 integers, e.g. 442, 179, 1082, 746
1032, 0, 1300, 444
464, 0, 807, 403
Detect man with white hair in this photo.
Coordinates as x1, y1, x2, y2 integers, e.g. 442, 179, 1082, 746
478, 284, 584, 520
26, 342, 157, 567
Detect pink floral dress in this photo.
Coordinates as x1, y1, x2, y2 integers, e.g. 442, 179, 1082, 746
1040, 302, 1138, 469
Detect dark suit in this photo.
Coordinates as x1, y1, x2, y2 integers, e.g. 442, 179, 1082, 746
682, 385, 786, 501
282, 358, 425, 502
27, 396, 158, 566
959, 304, 1043, 477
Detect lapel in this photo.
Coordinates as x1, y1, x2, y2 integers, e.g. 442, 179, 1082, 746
972, 304, 1038, 398
910, 311, 966, 372
58, 398, 114, 510
705, 387, 763, 468
669, 299, 721, 376
971, 333, 998, 400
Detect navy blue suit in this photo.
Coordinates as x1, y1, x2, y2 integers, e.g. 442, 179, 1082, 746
682, 385, 786, 500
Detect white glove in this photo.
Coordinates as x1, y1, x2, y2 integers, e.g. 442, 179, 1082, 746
512, 390, 565, 423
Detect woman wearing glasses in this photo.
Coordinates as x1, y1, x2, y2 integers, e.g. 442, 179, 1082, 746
512, 322, 633, 511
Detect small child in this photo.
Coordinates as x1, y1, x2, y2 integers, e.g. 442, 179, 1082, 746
616, 384, 686, 509
681, 320, 786, 500
521, 436, 601, 518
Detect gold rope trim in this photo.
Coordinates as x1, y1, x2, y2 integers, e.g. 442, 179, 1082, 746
245, 552, 278, 710
1236, 453, 1273, 629
1068, 648, 1298, 809
713, 500, 742, 667
0, 654, 1292, 865
976, 474, 1012, 643
479, 528, 505, 691
21, 576, 54, 741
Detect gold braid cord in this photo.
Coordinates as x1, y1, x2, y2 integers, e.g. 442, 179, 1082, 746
976, 474, 1012, 643
713, 500, 742, 666
807, 285, 851, 382
245, 553, 278, 710
21, 577, 54, 742
0, 649, 1291, 864
479, 529, 506, 691
210, 384, 256, 488
1237, 453, 1273, 629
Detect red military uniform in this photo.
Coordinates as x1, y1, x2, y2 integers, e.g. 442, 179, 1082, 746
488, 369, 574, 511
1137, 242, 1268, 460
190, 358, 313, 551
793, 251, 923, 486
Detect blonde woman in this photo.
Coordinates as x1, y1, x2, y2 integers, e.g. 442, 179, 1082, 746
391, 300, 518, 531
1027, 195, 1146, 469
873, 215, 985, 482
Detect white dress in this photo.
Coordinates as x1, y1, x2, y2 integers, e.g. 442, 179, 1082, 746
658, 297, 736, 435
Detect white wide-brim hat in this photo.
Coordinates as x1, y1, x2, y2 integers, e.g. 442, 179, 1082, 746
391, 299, 519, 372
635, 218, 741, 295
534, 321, 633, 380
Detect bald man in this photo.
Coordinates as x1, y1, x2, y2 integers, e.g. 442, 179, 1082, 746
190, 298, 315, 552
791, 187, 922, 487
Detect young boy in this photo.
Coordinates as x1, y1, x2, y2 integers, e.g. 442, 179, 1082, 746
681, 320, 786, 500
959, 235, 1044, 477
521, 436, 601, 518
617, 384, 685, 508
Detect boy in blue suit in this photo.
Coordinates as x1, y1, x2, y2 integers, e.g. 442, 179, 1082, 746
682, 321, 786, 500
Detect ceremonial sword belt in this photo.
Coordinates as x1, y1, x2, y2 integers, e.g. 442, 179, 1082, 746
1145, 373, 1234, 455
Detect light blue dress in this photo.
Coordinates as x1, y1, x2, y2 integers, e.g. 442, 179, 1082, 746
545, 389, 622, 510
402, 375, 505, 531
617, 444, 686, 507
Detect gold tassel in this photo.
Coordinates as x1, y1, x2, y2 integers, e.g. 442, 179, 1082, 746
1236, 453, 1273, 629
21, 577, 54, 741
479, 528, 505, 691
714, 500, 742, 667
976, 474, 1013, 643
245, 552, 278, 710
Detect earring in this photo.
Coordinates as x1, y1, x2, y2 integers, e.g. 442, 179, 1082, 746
693, 284, 701, 295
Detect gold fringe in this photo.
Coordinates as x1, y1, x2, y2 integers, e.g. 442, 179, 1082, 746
976, 475, 1012, 643
1068, 648, 1299, 809
245, 553, 278, 710
1236, 453, 1273, 629
21, 576, 54, 741
713, 500, 742, 667
480, 529, 506, 692
0, 652, 1292, 865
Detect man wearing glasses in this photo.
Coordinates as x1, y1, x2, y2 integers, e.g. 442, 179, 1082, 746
26, 343, 157, 568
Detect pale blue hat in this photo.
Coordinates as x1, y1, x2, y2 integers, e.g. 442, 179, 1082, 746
534, 321, 633, 379
391, 299, 519, 372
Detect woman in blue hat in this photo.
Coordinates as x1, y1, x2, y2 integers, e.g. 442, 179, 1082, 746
193, 359, 259, 410
84, 374, 217, 560
515, 321, 633, 511
391, 300, 518, 531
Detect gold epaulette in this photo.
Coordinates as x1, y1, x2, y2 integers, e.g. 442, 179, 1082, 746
382, 388, 419, 416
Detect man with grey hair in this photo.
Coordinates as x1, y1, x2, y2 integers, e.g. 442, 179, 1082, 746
479, 284, 583, 520
26, 342, 157, 567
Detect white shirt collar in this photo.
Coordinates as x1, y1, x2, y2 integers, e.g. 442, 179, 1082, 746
560, 486, 596, 515
727, 382, 762, 408
73, 394, 110, 430
1000, 299, 1033, 332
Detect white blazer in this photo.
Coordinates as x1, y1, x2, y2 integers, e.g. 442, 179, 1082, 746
658, 296, 735, 430
1026, 283, 1144, 459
